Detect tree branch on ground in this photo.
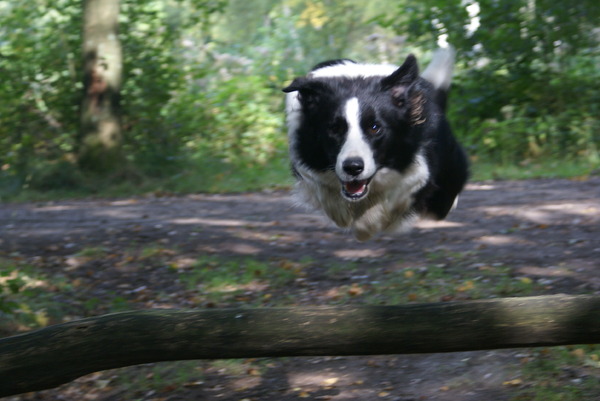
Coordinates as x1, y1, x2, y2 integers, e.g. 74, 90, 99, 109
1, 294, 599, 396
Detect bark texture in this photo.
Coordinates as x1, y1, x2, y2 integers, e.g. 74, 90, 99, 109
1, 295, 599, 396
78, 0, 123, 172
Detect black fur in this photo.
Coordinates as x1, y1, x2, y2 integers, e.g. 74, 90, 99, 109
283, 52, 469, 240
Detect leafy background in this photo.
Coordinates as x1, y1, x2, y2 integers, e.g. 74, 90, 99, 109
0, 0, 598, 199
1, 2, 599, 399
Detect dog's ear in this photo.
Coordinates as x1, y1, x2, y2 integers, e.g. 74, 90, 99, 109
381, 55, 426, 125
381, 54, 420, 108
283, 78, 329, 107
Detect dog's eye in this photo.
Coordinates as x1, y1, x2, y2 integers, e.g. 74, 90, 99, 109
369, 123, 382, 135
329, 119, 347, 136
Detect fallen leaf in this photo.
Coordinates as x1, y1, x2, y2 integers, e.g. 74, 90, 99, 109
279, 260, 295, 270
572, 348, 585, 359
322, 377, 338, 386
325, 288, 341, 300
161, 384, 178, 392
456, 280, 475, 292
503, 378, 523, 387
348, 283, 363, 296
570, 175, 589, 182
183, 381, 204, 387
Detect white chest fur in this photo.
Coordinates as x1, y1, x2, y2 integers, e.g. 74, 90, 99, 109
293, 153, 430, 241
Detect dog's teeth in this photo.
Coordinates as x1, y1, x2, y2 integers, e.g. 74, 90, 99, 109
344, 180, 367, 196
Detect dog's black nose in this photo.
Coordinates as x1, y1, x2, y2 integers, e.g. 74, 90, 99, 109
342, 157, 364, 176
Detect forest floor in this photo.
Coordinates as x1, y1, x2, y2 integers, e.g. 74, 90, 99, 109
1, 177, 600, 400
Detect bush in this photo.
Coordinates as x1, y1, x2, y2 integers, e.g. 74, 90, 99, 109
457, 109, 599, 164
450, 50, 600, 165
195, 75, 286, 164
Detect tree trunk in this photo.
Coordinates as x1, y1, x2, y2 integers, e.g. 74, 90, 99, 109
1, 295, 599, 396
78, 0, 123, 172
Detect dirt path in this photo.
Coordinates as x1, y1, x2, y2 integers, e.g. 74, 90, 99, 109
1, 177, 599, 400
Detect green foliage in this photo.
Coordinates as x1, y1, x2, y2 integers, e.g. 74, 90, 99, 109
449, 50, 600, 163
1, 0, 599, 199
471, 159, 597, 181
180, 256, 297, 305
0, 0, 81, 192
327, 256, 540, 305
169, 72, 286, 165
379, 0, 600, 164
459, 107, 599, 164
118, 0, 227, 174
0, 258, 74, 333
514, 346, 600, 401
0, 265, 22, 316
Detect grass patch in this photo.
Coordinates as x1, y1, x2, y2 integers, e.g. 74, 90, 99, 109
112, 361, 205, 398
471, 158, 599, 181
512, 346, 600, 401
167, 155, 293, 194
334, 262, 539, 305
0, 258, 75, 334
0, 155, 294, 202
179, 256, 300, 306
111, 358, 269, 399
76, 246, 109, 259
318, 249, 542, 305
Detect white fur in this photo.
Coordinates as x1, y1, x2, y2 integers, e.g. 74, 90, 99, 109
286, 49, 455, 150
293, 153, 430, 241
309, 61, 398, 80
421, 46, 455, 89
285, 91, 302, 155
285, 54, 455, 241
335, 98, 377, 182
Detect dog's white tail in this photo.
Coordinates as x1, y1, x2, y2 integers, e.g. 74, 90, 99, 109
421, 46, 456, 90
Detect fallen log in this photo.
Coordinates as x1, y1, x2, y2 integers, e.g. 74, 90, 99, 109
1, 294, 599, 396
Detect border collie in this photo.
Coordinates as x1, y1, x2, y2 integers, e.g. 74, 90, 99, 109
283, 48, 469, 241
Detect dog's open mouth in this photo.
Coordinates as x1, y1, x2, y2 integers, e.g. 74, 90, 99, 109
341, 179, 370, 200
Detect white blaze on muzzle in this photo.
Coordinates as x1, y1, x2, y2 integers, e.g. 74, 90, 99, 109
336, 97, 377, 200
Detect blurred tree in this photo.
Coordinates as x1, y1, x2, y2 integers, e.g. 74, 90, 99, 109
78, 0, 124, 173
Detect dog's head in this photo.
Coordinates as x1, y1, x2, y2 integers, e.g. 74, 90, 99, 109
284, 54, 443, 202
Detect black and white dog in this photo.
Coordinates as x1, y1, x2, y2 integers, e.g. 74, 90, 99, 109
283, 48, 469, 241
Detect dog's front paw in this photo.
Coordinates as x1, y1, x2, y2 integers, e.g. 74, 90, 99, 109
352, 228, 375, 242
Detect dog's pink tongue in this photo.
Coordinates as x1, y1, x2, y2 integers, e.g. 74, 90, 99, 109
345, 180, 367, 195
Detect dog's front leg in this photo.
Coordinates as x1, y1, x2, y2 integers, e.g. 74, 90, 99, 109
322, 198, 353, 229
351, 203, 389, 241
